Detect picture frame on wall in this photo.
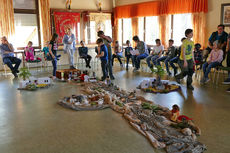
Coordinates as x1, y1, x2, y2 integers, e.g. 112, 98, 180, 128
221, 3, 230, 26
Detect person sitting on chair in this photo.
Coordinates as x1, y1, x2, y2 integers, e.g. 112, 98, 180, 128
194, 43, 203, 70
132, 36, 149, 72
0, 36, 21, 77
204, 24, 228, 61
112, 41, 123, 67
222, 33, 230, 88
24, 41, 41, 62
201, 41, 223, 84
156, 39, 176, 76
78, 41, 92, 68
169, 37, 186, 76
146, 39, 164, 68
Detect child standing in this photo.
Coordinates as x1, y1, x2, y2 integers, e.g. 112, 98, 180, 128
25, 41, 41, 62
49, 33, 59, 78
175, 29, 195, 90
201, 41, 223, 84
125, 40, 133, 70
96, 38, 108, 81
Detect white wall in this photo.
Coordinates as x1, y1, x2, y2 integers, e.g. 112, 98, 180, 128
50, 0, 113, 11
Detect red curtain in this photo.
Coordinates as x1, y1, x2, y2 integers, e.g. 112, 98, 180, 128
53, 12, 80, 43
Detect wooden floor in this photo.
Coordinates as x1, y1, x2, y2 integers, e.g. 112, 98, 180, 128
0, 64, 230, 153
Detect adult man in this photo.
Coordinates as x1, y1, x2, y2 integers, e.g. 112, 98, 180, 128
0, 36, 21, 77
63, 28, 76, 69
204, 24, 228, 60
97, 31, 115, 80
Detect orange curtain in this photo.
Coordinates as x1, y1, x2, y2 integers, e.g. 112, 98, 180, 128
159, 15, 171, 47
114, 0, 208, 19
160, 0, 208, 15
114, 1, 160, 18
39, 0, 51, 47
0, 0, 15, 37
132, 17, 139, 37
192, 12, 207, 48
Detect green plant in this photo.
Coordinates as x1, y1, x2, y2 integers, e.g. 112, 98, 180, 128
150, 65, 165, 78
19, 67, 31, 80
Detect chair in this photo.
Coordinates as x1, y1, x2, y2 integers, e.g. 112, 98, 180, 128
214, 66, 230, 84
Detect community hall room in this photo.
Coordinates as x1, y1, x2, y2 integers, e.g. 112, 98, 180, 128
0, 0, 230, 153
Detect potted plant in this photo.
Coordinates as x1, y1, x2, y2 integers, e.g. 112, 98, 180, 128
19, 67, 31, 80
150, 65, 165, 87
18, 67, 31, 89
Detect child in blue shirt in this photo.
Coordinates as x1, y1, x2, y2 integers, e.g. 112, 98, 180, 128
125, 40, 134, 70
96, 38, 108, 81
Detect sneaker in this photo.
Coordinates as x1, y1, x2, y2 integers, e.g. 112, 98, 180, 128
70, 66, 76, 69
226, 88, 230, 93
174, 68, 178, 76
187, 85, 194, 90
12, 72, 18, 78
110, 75, 115, 80
175, 76, 181, 84
133, 68, 138, 72
222, 78, 230, 85
88, 65, 91, 69
204, 78, 210, 84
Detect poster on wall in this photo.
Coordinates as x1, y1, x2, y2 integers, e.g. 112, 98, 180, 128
221, 3, 230, 26
53, 12, 80, 43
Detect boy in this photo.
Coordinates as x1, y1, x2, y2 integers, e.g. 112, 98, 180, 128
125, 40, 133, 70
146, 39, 164, 68
96, 38, 108, 81
175, 29, 195, 90
170, 37, 186, 76
78, 40, 92, 68
156, 39, 176, 76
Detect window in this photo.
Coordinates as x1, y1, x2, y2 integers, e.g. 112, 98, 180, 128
118, 19, 122, 43
13, 0, 40, 49
122, 18, 132, 44
90, 21, 96, 43
105, 20, 112, 38
138, 17, 144, 41
145, 16, 159, 45
172, 13, 192, 46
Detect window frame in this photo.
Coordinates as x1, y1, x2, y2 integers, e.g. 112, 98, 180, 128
14, 0, 41, 50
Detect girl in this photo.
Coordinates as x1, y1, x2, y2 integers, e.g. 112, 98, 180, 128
125, 40, 133, 70
112, 41, 123, 67
201, 41, 223, 84
49, 33, 59, 78
25, 41, 41, 62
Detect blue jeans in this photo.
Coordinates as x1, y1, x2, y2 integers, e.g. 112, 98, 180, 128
101, 60, 108, 79
169, 56, 179, 70
126, 55, 134, 67
203, 61, 220, 78
52, 58, 57, 76
151, 55, 159, 65
3, 57, 21, 72
133, 53, 148, 69
156, 56, 167, 65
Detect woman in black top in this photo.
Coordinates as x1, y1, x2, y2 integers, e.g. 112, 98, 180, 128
49, 33, 59, 77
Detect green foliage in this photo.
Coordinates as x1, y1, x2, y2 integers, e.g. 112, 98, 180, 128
115, 101, 124, 107
19, 67, 31, 80
150, 65, 165, 78
141, 102, 162, 112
